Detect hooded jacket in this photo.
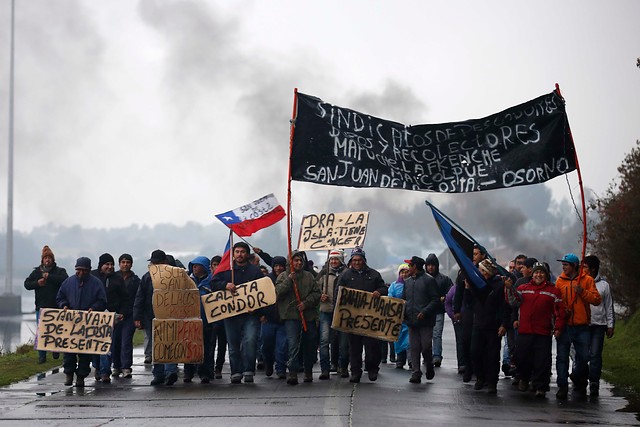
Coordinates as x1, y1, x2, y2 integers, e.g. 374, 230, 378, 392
555, 269, 601, 326
425, 253, 453, 315
275, 251, 321, 321
316, 261, 345, 313
189, 256, 214, 322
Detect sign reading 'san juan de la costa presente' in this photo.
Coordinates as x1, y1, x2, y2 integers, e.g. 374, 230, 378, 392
291, 91, 575, 193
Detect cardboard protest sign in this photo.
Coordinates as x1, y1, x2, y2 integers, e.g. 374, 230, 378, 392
149, 264, 200, 320
331, 286, 405, 342
201, 276, 276, 323
152, 318, 204, 363
297, 211, 369, 251
36, 308, 115, 354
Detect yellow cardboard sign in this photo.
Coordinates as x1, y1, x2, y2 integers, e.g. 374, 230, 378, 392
201, 276, 276, 323
36, 308, 115, 354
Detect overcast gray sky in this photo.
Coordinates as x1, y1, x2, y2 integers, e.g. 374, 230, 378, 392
0, 0, 638, 254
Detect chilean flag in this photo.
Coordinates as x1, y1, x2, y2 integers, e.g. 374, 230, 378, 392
215, 193, 286, 237
213, 237, 232, 275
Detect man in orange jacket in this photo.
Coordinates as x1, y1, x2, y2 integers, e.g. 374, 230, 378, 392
554, 253, 601, 400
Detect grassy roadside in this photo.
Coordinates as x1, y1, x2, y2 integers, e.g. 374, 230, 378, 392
602, 310, 640, 395
0, 329, 145, 387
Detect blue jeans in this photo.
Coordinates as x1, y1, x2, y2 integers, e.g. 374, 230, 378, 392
224, 314, 260, 379
588, 325, 607, 384
556, 325, 589, 387
113, 317, 135, 370
319, 312, 335, 372
261, 321, 288, 374
284, 319, 318, 373
432, 313, 444, 361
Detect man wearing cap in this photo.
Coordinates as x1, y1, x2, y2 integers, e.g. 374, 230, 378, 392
134, 249, 179, 386
91, 253, 128, 383
212, 242, 265, 384
113, 253, 140, 379
424, 253, 453, 369
316, 249, 347, 379
404, 256, 440, 384
336, 246, 387, 383
56, 257, 107, 387
505, 262, 566, 398
24, 245, 68, 364
471, 259, 511, 394
554, 253, 601, 399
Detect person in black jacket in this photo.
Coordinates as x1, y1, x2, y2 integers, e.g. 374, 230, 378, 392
336, 246, 387, 383
404, 256, 440, 384
425, 253, 453, 368
112, 253, 141, 379
24, 245, 68, 363
91, 253, 128, 383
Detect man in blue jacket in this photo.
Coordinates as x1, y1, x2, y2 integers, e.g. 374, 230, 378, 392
56, 257, 107, 388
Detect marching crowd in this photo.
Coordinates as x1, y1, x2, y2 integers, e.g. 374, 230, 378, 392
25, 243, 614, 399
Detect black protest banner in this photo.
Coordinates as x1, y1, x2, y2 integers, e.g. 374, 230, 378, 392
201, 277, 276, 323
331, 286, 405, 342
152, 318, 204, 363
291, 91, 575, 193
297, 211, 369, 251
36, 308, 115, 354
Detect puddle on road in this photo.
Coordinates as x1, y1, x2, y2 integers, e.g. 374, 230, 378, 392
612, 385, 640, 423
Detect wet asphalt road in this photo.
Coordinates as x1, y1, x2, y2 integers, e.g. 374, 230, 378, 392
1, 321, 638, 426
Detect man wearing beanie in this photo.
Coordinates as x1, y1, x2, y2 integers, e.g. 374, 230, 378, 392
261, 255, 288, 379
24, 245, 69, 363
89, 253, 127, 383
316, 249, 347, 379
336, 246, 387, 383
113, 254, 141, 379
424, 253, 454, 369
56, 257, 107, 387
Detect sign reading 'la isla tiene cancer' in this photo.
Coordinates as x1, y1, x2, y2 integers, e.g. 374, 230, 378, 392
297, 211, 369, 251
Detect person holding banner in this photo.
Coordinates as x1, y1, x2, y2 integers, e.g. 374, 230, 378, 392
403, 256, 440, 384
275, 250, 321, 385
24, 245, 68, 364
211, 242, 265, 384
56, 257, 107, 387
336, 247, 387, 383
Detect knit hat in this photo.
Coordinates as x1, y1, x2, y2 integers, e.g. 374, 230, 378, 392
397, 263, 410, 274
271, 256, 287, 268
75, 257, 92, 270
531, 262, 549, 276
98, 253, 115, 270
350, 246, 366, 262
118, 253, 133, 263
41, 245, 55, 262
329, 249, 345, 263
478, 259, 498, 276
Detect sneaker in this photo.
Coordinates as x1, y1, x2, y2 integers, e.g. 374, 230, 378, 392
231, 376, 242, 384
487, 383, 497, 394
265, 364, 274, 377
462, 370, 473, 383
433, 358, 442, 368
94, 369, 101, 381
183, 376, 193, 383
396, 363, 404, 369
330, 364, 338, 372
349, 374, 361, 383
52, 352, 60, 360
201, 377, 211, 384
214, 370, 222, 379
340, 368, 350, 378
150, 377, 165, 386
367, 371, 378, 381
304, 371, 313, 383
144, 356, 152, 364
256, 361, 265, 370
319, 371, 330, 380
244, 375, 254, 383
457, 366, 466, 375
474, 379, 486, 390
518, 380, 529, 392
535, 390, 546, 398
287, 373, 298, 385
64, 373, 74, 386
101, 373, 111, 383
426, 364, 435, 380
112, 368, 122, 377
381, 359, 387, 364
556, 386, 568, 400
590, 383, 599, 397
165, 372, 178, 386
409, 372, 422, 384
122, 369, 133, 379
501, 363, 511, 377
75, 375, 85, 388
276, 371, 287, 380
389, 355, 397, 363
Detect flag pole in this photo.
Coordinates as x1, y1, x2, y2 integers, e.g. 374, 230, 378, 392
287, 88, 307, 331
555, 83, 588, 263
229, 229, 235, 286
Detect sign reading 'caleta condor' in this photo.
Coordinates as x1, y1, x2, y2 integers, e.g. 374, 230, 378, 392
291, 91, 576, 193
201, 276, 276, 323
36, 308, 115, 355
331, 286, 405, 342
297, 211, 369, 251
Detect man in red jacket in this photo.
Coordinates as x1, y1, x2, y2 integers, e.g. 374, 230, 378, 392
505, 262, 566, 398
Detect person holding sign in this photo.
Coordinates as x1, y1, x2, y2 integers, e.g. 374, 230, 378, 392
403, 256, 440, 384
275, 250, 321, 385
56, 257, 107, 387
24, 245, 68, 364
336, 247, 387, 383
211, 242, 265, 384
